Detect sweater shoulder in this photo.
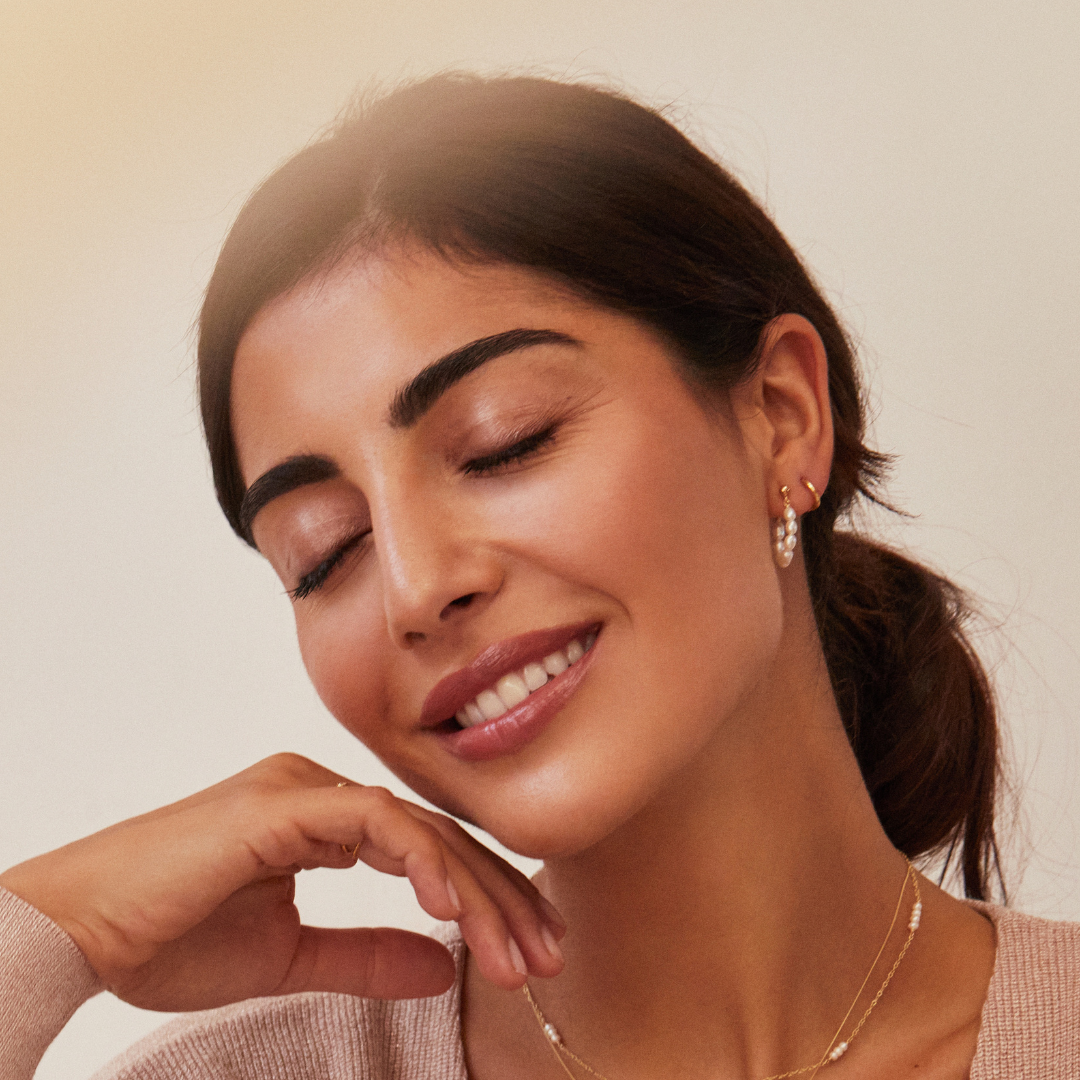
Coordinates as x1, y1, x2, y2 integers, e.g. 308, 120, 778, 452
94, 925, 467, 1080
969, 902, 1080, 1078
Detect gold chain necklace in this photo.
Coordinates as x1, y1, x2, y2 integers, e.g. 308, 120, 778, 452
523, 863, 922, 1080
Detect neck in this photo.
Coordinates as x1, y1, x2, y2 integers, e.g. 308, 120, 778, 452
462, 590, 996, 1080
530, 628, 908, 1077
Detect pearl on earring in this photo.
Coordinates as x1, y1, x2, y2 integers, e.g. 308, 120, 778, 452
773, 485, 798, 568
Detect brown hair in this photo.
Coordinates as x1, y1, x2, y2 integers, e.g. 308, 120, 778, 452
198, 73, 1002, 899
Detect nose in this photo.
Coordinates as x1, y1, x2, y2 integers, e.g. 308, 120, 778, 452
373, 484, 504, 647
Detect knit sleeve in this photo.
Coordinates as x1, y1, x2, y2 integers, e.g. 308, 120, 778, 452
0, 882, 466, 1080
0, 885, 103, 1080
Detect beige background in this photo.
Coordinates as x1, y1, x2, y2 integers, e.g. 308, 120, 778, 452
2, 2, 1078, 1075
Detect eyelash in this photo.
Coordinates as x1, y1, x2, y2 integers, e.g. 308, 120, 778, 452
289, 425, 559, 601
462, 424, 558, 476
289, 533, 368, 601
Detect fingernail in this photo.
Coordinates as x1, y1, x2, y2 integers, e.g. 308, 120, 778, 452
541, 924, 563, 964
445, 876, 461, 915
508, 936, 528, 976
538, 895, 566, 931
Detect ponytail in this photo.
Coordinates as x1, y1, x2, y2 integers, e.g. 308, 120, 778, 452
805, 531, 1002, 899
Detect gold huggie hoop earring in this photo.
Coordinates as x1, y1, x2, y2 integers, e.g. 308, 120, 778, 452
773, 485, 798, 568
801, 477, 822, 510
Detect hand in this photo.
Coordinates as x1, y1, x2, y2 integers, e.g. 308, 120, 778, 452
0, 754, 564, 1011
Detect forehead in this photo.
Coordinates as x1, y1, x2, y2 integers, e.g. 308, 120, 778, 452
230, 253, 590, 483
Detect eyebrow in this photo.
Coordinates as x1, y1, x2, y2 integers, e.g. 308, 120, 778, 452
238, 454, 339, 542
388, 327, 580, 428
239, 328, 580, 539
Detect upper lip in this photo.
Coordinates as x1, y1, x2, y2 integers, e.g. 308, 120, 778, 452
418, 620, 600, 729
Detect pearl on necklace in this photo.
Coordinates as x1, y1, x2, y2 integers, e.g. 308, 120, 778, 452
828, 1040, 850, 1062
909, 901, 923, 932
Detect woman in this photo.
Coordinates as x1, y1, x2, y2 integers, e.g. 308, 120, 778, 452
2, 73, 1077, 1079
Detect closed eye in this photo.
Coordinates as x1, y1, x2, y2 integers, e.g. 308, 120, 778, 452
462, 425, 558, 476
289, 533, 369, 600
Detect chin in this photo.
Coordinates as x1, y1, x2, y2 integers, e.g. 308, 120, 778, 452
477, 777, 656, 861
490, 823, 616, 862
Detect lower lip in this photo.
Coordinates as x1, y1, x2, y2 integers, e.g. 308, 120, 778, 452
431, 635, 599, 762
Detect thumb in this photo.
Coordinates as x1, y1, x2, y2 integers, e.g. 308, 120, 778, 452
277, 926, 457, 999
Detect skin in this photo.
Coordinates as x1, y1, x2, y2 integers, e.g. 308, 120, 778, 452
1, 250, 995, 1077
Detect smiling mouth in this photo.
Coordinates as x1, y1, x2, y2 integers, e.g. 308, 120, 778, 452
449, 629, 597, 729
418, 621, 601, 734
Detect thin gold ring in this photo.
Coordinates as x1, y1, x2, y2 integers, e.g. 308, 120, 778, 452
801, 477, 822, 510
335, 782, 360, 856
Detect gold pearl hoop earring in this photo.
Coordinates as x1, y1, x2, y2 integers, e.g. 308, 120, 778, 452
773, 485, 798, 568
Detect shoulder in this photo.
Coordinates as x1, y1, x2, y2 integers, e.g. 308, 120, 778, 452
969, 901, 1080, 1078
94, 924, 468, 1080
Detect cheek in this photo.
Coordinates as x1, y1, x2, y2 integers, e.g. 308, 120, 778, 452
293, 586, 392, 747
481, 401, 783, 782
489, 403, 780, 661
615, 433, 783, 742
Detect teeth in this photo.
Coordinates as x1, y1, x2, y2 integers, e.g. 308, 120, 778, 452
454, 633, 596, 728
542, 651, 569, 676
476, 689, 508, 721
495, 672, 530, 708
523, 662, 548, 691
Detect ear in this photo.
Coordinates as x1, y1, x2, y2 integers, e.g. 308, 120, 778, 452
730, 314, 833, 518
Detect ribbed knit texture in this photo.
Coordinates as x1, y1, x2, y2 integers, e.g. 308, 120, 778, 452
2, 886, 1078, 1078
0, 886, 102, 1079
967, 900, 1080, 1079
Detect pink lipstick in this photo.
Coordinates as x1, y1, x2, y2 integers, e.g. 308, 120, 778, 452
421, 621, 600, 762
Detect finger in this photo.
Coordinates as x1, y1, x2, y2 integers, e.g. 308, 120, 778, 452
405, 805, 565, 930
312, 787, 462, 920
434, 845, 537, 990
338, 795, 531, 989
310, 789, 537, 988
251, 784, 543, 989
232, 785, 427, 885
406, 810, 564, 976
276, 927, 457, 999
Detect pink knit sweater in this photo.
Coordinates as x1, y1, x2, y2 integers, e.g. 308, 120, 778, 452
1, 887, 1077, 1078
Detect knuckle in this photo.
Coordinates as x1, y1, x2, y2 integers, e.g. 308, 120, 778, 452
414, 809, 464, 848
414, 820, 444, 853
245, 752, 317, 787
262, 752, 316, 780
361, 785, 397, 811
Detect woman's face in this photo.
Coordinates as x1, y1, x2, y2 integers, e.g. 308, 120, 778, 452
232, 251, 784, 857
